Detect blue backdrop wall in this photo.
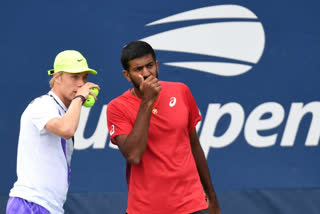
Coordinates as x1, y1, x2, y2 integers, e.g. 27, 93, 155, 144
1, 0, 320, 213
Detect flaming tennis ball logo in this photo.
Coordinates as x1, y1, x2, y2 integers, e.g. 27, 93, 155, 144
83, 88, 99, 108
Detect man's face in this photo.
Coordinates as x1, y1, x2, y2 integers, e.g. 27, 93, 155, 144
55, 72, 89, 100
123, 54, 159, 89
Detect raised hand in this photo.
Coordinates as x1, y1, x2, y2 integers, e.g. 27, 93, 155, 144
138, 74, 161, 103
76, 82, 100, 100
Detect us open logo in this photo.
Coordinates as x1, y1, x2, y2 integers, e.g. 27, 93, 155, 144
140, 5, 265, 77
74, 5, 269, 151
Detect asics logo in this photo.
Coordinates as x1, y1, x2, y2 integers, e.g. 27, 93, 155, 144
140, 5, 265, 77
169, 97, 176, 107
110, 125, 115, 136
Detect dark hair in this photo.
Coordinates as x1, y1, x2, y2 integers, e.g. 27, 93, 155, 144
121, 40, 156, 71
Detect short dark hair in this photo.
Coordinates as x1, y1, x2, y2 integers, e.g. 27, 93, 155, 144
121, 41, 156, 71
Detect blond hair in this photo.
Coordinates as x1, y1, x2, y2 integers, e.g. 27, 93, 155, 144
49, 72, 63, 88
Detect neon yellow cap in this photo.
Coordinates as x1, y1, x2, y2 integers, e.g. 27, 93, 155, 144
48, 50, 97, 75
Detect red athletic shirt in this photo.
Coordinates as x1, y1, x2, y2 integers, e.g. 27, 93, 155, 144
107, 81, 208, 214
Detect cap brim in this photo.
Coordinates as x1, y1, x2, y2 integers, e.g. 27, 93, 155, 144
48, 67, 97, 75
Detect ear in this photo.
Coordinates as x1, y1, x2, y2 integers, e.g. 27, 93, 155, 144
122, 70, 132, 82
53, 72, 62, 83
53, 72, 63, 84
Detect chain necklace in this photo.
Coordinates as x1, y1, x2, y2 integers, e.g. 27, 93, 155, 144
131, 89, 160, 114
48, 94, 67, 113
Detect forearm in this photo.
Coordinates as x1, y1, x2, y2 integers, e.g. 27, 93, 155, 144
192, 144, 217, 201
190, 131, 220, 211
60, 97, 83, 134
192, 145, 220, 214
45, 96, 83, 139
122, 99, 153, 164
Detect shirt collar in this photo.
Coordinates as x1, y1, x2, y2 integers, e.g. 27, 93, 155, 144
48, 91, 68, 112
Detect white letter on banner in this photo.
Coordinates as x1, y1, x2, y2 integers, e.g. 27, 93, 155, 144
281, 102, 320, 147
200, 103, 244, 157
74, 105, 108, 150
244, 102, 284, 148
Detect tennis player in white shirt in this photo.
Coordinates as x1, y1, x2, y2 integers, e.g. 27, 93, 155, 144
7, 50, 100, 214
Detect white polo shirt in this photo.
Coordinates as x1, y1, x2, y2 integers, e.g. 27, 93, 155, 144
9, 91, 74, 214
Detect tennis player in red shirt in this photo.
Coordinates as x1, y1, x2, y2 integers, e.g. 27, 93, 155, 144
107, 41, 220, 214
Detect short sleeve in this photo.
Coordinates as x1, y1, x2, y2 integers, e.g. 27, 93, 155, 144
182, 84, 202, 133
107, 101, 133, 144
29, 96, 60, 133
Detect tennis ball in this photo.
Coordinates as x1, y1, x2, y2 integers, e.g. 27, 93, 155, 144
83, 88, 99, 108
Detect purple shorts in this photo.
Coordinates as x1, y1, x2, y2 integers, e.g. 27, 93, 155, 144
6, 197, 50, 214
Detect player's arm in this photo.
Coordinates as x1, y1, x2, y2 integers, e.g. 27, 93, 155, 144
45, 82, 99, 139
114, 75, 161, 165
189, 129, 221, 214
113, 99, 153, 165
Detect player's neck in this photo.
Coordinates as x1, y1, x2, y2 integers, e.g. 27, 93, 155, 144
51, 87, 71, 108
131, 88, 142, 99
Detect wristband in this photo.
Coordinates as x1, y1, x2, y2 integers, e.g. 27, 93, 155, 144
73, 95, 86, 104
